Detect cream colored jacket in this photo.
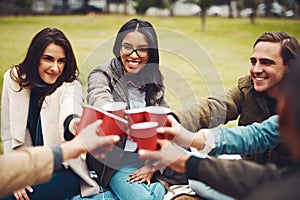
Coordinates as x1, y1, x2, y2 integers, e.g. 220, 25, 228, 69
1, 69, 99, 197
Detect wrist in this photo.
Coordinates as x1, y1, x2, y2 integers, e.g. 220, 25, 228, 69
61, 137, 85, 161
177, 153, 190, 173
176, 127, 196, 147
191, 131, 206, 150
198, 129, 216, 154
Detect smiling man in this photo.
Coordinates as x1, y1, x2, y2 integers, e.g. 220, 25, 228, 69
139, 57, 300, 200
176, 31, 299, 167
250, 41, 288, 96
173, 31, 299, 199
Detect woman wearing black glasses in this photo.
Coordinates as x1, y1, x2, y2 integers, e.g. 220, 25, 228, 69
85, 19, 174, 200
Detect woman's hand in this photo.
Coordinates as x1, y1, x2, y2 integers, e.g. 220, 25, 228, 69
127, 164, 154, 186
13, 186, 33, 200
69, 118, 80, 135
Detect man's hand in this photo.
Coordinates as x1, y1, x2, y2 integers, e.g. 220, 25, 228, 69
138, 139, 190, 173
158, 115, 205, 150
61, 121, 120, 161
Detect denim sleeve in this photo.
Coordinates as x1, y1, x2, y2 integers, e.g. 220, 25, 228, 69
209, 115, 280, 156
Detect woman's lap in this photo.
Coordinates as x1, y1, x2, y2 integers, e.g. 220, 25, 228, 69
109, 165, 166, 200
71, 186, 118, 200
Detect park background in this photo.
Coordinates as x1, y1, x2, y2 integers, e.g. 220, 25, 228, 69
0, 1, 300, 154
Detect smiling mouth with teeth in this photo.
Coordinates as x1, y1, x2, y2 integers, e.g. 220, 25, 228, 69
128, 61, 140, 67
255, 77, 266, 81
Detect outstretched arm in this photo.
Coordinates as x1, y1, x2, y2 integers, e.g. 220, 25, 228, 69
138, 139, 284, 199
0, 121, 120, 198
159, 115, 280, 157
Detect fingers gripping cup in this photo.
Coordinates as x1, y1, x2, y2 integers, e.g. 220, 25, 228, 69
102, 102, 127, 119
125, 107, 147, 125
146, 106, 170, 126
131, 121, 159, 150
77, 105, 128, 137
77, 105, 103, 135
100, 110, 128, 137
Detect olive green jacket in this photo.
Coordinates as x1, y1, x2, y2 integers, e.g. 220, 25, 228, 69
175, 75, 271, 131
176, 75, 290, 167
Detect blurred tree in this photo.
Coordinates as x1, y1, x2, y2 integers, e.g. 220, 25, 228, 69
0, 0, 10, 15
265, 0, 272, 17
228, 0, 233, 17
124, 0, 128, 15
82, 0, 89, 13
296, 0, 300, 18
133, 0, 168, 14
110, 0, 128, 14
244, 0, 259, 24
187, 0, 214, 32
167, 0, 178, 16
211, 0, 233, 17
62, 0, 70, 14
105, 0, 110, 13
214, 0, 227, 4
14, 0, 33, 14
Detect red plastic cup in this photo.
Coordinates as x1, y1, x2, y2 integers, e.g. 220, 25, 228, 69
131, 121, 158, 150
125, 108, 147, 125
145, 106, 170, 127
100, 110, 128, 137
102, 102, 127, 119
77, 105, 103, 135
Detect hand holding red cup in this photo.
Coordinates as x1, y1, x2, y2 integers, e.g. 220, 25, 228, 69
131, 121, 159, 151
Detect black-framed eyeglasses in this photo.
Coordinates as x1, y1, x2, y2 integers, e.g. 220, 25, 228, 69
121, 44, 149, 58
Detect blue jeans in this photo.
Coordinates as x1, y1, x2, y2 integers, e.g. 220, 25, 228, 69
186, 151, 234, 200
189, 180, 234, 200
109, 152, 166, 200
2, 168, 79, 200
71, 186, 118, 200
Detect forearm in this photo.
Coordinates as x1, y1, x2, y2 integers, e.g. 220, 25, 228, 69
60, 137, 86, 162
87, 71, 113, 108
210, 115, 280, 156
173, 126, 205, 149
87, 87, 113, 109
175, 86, 242, 132
185, 156, 283, 199
0, 147, 54, 198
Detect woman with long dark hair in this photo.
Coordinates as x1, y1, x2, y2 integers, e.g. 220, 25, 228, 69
1, 28, 99, 200
86, 19, 171, 200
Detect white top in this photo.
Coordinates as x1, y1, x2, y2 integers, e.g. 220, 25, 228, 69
125, 81, 146, 152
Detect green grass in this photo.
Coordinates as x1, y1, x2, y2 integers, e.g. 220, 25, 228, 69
0, 15, 299, 153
